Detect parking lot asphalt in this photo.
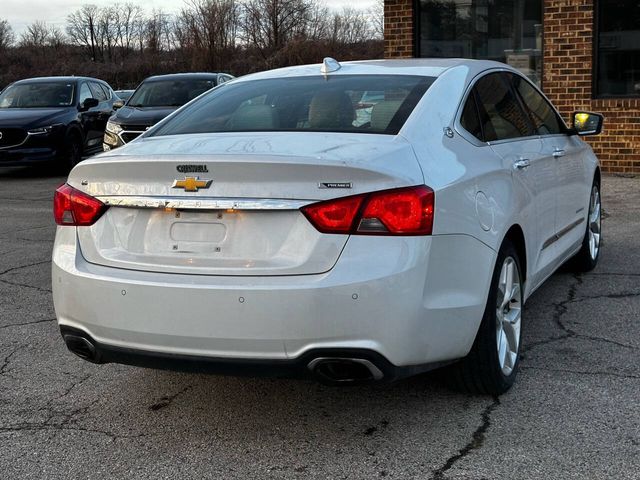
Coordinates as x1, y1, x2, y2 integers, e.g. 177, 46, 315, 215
0, 169, 638, 480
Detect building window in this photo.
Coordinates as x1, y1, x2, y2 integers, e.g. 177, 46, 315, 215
417, 0, 543, 85
596, 1, 640, 97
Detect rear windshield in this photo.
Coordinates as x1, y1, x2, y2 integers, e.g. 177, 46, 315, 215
0, 82, 75, 108
128, 79, 216, 108
149, 75, 434, 137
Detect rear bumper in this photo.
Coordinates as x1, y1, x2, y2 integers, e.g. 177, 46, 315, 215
52, 226, 496, 371
59, 325, 446, 382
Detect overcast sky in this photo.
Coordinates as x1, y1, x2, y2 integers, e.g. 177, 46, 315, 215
3, 0, 377, 36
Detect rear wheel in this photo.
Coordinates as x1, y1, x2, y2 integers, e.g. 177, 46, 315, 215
571, 180, 601, 272
447, 239, 523, 395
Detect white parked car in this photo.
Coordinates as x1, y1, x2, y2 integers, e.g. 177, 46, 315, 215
52, 59, 603, 394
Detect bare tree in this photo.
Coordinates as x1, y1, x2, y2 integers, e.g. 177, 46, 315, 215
66, 5, 100, 61
20, 21, 50, 48
144, 10, 173, 53
241, 0, 314, 59
369, 0, 384, 39
114, 3, 144, 58
330, 7, 370, 45
305, 4, 330, 41
0, 19, 14, 50
178, 0, 239, 69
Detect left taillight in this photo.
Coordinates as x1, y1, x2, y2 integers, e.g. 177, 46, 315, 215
301, 185, 435, 236
54, 184, 107, 226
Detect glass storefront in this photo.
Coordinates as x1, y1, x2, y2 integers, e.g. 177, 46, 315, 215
596, 0, 640, 97
417, 0, 543, 85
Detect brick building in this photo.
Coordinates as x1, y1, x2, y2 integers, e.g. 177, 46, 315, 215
384, 0, 640, 174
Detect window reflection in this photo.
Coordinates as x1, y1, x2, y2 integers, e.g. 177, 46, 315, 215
597, 0, 640, 97
418, 0, 543, 85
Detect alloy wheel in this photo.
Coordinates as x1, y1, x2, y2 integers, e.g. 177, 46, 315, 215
588, 185, 602, 261
495, 256, 522, 376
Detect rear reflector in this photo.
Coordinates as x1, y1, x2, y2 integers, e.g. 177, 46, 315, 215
302, 185, 434, 235
54, 184, 107, 226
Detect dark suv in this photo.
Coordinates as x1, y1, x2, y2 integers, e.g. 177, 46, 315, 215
0, 76, 117, 169
103, 72, 233, 150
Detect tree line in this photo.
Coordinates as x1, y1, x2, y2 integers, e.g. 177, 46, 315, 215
0, 0, 383, 90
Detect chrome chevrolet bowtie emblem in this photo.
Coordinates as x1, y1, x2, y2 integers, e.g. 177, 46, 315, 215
172, 176, 212, 192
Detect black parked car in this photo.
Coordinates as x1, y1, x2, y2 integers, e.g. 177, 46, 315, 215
0, 76, 117, 169
103, 72, 234, 150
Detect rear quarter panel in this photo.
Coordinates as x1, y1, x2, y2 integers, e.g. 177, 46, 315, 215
400, 65, 521, 255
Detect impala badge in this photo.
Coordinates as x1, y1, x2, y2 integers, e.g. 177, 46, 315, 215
172, 177, 212, 192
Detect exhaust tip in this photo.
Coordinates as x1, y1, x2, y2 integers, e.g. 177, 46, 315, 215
63, 334, 100, 363
308, 357, 384, 384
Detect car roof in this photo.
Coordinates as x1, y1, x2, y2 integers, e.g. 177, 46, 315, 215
12, 76, 109, 85
143, 73, 221, 83
234, 58, 514, 83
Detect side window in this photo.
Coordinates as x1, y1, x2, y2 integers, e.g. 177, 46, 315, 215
100, 84, 113, 100
510, 74, 562, 135
89, 82, 107, 101
473, 73, 535, 142
78, 83, 93, 104
460, 90, 483, 141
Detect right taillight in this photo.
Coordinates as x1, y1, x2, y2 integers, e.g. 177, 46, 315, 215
301, 185, 434, 236
54, 183, 107, 226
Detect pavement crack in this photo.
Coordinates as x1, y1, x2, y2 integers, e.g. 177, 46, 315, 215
520, 274, 637, 354
0, 317, 56, 330
0, 345, 26, 375
149, 385, 193, 411
0, 278, 52, 293
431, 397, 500, 480
0, 259, 51, 277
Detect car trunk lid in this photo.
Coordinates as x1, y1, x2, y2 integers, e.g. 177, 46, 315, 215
70, 132, 424, 276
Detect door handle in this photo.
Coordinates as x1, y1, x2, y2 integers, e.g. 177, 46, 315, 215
552, 148, 566, 158
514, 158, 531, 170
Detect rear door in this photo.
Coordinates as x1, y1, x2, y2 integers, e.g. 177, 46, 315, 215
88, 82, 113, 151
510, 73, 589, 254
471, 72, 558, 284
78, 82, 101, 150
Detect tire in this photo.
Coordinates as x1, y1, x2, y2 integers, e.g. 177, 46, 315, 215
64, 132, 83, 171
447, 239, 523, 395
571, 179, 602, 272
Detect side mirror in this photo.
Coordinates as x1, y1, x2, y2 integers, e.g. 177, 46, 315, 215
79, 98, 99, 111
113, 99, 124, 110
571, 111, 604, 136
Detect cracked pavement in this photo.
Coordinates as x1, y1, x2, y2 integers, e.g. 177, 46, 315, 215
0, 169, 638, 479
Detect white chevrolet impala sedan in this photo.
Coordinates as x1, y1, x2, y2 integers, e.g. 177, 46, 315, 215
52, 59, 604, 394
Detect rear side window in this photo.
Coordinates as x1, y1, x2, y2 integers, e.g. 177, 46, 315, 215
510, 74, 563, 135
473, 73, 534, 142
149, 75, 435, 137
89, 82, 107, 101
460, 91, 483, 141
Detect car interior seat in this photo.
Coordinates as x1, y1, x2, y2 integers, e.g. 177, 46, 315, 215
308, 91, 355, 130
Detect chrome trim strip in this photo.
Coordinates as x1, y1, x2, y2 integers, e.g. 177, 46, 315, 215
541, 217, 585, 250
97, 195, 312, 210
0, 132, 31, 150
